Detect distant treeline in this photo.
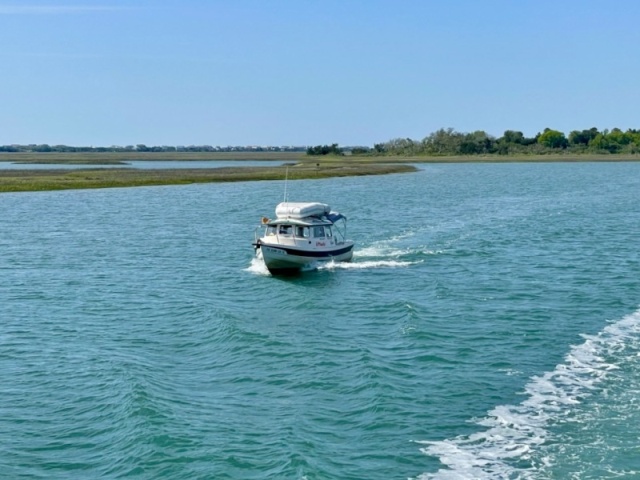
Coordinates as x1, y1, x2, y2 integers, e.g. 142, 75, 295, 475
0, 144, 307, 153
307, 127, 640, 156
5, 127, 640, 157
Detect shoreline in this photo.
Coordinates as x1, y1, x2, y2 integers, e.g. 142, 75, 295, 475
0, 164, 417, 193
1, 151, 638, 193
1, 151, 640, 165
0, 151, 306, 164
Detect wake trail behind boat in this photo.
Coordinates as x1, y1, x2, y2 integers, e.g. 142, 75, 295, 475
318, 259, 419, 271
415, 308, 640, 480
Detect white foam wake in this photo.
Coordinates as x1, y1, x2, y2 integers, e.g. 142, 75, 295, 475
244, 254, 270, 276
354, 228, 437, 260
355, 246, 440, 258
245, 256, 418, 275
415, 308, 640, 480
318, 259, 419, 271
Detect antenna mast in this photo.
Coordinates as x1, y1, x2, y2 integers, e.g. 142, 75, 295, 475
283, 166, 289, 202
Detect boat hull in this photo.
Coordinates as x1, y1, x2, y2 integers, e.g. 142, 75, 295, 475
257, 242, 354, 275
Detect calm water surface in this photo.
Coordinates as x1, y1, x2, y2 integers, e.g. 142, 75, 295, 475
1, 163, 639, 479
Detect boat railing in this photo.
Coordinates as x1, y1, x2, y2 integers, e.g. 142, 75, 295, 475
254, 225, 264, 243
332, 218, 348, 244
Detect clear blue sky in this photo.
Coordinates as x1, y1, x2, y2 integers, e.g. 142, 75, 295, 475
1, 0, 639, 147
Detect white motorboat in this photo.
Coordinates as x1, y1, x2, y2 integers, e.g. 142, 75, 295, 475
253, 202, 354, 275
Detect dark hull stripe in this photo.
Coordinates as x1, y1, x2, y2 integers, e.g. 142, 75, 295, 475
265, 267, 305, 276
257, 243, 354, 258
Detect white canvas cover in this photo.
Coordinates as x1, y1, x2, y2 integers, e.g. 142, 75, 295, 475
275, 202, 331, 219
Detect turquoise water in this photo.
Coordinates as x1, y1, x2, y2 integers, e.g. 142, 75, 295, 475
1, 163, 639, 479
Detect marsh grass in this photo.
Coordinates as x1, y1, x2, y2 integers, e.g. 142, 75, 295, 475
0, 164, 417, 193
2, 151, 638, 165
0, 151, 306, 164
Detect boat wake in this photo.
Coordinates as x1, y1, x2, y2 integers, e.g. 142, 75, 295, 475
415, 307, 640, 480
355, 228, 441, 261
318, 259, 417, 271
356, 246, 439, 259
245, 255, 270, 276
347, 234, 439, 270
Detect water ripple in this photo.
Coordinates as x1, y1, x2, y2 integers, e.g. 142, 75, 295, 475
2, 163, 640, 479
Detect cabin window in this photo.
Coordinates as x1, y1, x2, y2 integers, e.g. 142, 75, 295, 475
313, 226, 325, 238
278, 225, 292, 235
266, 225, 277, 236
296, 226, 310, 238
325, 226, 333, 238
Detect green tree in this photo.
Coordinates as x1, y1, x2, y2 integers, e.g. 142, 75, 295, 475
607, 128, 633, 146
373, 143, 386, 153
502, 130, 525, 144
384, 138, 421, 155
422, 128, 464, 155
589, 133, 614, 152
568, 127, 599, 146
537, 128, 568, 149
306, 143, 343, 156
458, 131, 495, 154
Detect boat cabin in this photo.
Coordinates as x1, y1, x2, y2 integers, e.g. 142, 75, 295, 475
266, 223, 333, 240
263, 217, 338, 247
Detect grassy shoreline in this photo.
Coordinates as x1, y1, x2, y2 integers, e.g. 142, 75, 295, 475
0, 164, 417, 193
0, 151, 306, 164
1, 151, 638, 193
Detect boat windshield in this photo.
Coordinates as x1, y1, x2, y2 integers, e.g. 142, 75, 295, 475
295, 226, 310, 238
278, 225, 293, 235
